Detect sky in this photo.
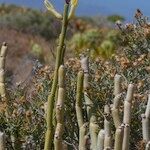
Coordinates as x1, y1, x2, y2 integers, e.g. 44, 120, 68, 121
0, 0, 150, 21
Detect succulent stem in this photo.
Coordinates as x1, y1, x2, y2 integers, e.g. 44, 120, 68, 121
142, 94, 150, 143
0, 132, 5, 150
122, 84, 134, 150
0, 42, 8, 102
76, 71, 84, 128
44, 3, 69, 150
54, 66, 65, 150
97, 129, 105, 150
104, 105, 112, 149
112, 74, 122, 128
79, 123, 88, 150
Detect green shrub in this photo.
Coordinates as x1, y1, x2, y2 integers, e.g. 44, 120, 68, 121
107, 14, 125, 23
98, 40, 115, 58
69, 28, 120, 59
0, 4, 61, 40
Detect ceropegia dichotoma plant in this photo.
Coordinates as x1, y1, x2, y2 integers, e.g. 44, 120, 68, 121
141, 94, 150, 145
54, 65, 66, 150
0, 42, 10, 118
0, 132, 5, 150
0, 42, 8, 102
111, 75, 134, 150
44, 0, 78, 149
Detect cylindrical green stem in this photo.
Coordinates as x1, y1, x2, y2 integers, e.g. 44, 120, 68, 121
44, 3, 69, 150
0, 132, 5, 150
79, 123, 88, 150
80, 55, 99, 150
114, 74, 122, 96
112, 74, 122, 128
60, 45, 66, 65
123, 84, 134, 125
90, 118, 99, 150
122, 124, 130, 150
97, 129, 105, 150
0, 42, 8, 101
142, 94, 150, 143
114, 126, 124, 150
142, 114, 150, 143
145, 94, 150, 119
104, 105, 112, 150
80, 56, 91, 118
54, 65, 65, 150
76, 71, 84, 128
122, 84, 134, 150
145, 141, 150, 150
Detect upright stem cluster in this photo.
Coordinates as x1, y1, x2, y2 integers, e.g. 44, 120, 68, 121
80, 56, 99, 150
44, 3, 69, 150
111, 75, 134, 150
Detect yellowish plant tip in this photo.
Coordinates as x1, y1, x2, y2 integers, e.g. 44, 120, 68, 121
44, 0, 62, 19
71, 0, 78, 6
68, 0, 78, 20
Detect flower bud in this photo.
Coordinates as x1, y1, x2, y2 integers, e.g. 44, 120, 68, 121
65, 0, 70, 4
